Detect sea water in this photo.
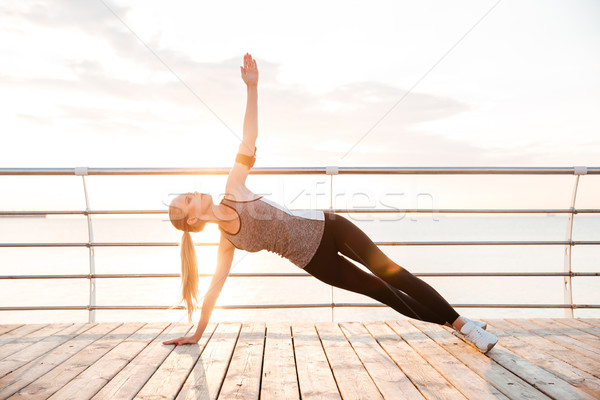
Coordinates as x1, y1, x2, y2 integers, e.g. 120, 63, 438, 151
1, 213, 598, 324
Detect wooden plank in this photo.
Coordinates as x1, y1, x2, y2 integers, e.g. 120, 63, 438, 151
485, 320, 600, 398
371, 321, 465, 400
538, 319, 600, 351
410, 320, 550, 400
508, 319, 600, 363
0, 324, 50, 353
393, 321, 507, 400
0, 323, 88, 378
259, 322, 299, 400
449, 323, 596, 400
47, 322, 170, 400
0, 323, 121, 399
0, 325, 24, 336
2, 319, 598, 400
485, 319, 600, 380
133, 322, 217, 400
580, 319, 600, 329
341, 321, 425, 400
174, 322, 242, 400
91, 322, 196, 400
8, 322, 145, 400
0, 323, 74, 362
316, 322, 384, 400
217, 322, 265, 400
292, 322, 341, 400
0, 324, 57, 360
554, 318, 600, 339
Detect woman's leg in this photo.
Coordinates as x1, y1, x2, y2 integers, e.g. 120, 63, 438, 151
327, 213, 460, 326
304, 253, 449, 325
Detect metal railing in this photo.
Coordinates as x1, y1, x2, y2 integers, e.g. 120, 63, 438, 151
1, 166, 598, 322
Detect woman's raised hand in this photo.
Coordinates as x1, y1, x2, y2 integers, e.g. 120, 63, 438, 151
240, 53, 258, 87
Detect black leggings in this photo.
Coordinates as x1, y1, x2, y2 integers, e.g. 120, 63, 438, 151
303, 212, 460, 326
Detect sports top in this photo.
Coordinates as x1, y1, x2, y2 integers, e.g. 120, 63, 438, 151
218, 195, 325, 269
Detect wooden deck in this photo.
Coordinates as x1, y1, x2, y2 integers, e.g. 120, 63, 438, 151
0, 318, 599, 399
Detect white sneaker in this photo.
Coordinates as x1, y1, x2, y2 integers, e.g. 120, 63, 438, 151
453, 317, 486, 336
463, 316, 487, 330
459, 321, 498, 353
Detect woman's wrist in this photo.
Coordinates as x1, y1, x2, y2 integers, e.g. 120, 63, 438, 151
193, 319, 208, 340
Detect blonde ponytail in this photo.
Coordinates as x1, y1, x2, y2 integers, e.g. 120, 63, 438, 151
179, 231, 199, 323
168, 194, 206, 323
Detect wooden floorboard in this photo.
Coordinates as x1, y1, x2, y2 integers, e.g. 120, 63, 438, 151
260, 321, 299, 400
133, 323, 216, 400
0, 318, 598, 400
409, 320, 550, 400
292, 322, 341, 400
175, 322, 239, 400
392, 321, 508, 400
485, 319, 600, 398
370, 321, 464, 400
93, 322, 195, 400
342, 321, 425, 400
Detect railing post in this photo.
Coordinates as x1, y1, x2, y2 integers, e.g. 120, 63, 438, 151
326, 166, 339, 321
76, 167, 96, 323
564, 166, 586, 318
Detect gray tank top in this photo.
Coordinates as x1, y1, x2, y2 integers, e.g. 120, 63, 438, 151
218, 196, 325, 268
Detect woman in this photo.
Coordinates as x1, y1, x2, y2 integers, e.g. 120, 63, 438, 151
162, 53, 498, 353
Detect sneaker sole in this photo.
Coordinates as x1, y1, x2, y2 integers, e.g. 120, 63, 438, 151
483, 337, 498, 353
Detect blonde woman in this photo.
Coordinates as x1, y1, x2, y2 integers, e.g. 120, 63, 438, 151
163, 53, 498, 353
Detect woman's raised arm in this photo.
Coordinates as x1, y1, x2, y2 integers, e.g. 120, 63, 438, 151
227, 53, 259, 190
239, 53, 258, 155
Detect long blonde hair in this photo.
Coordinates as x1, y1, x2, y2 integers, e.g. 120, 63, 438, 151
168, 196, 206, 323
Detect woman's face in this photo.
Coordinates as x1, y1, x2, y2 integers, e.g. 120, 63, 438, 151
177, 191, 212, 226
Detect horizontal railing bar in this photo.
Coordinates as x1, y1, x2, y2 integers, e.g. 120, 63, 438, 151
1, 272, 599, 280
2, 208, 599, 216
1, 166, 599, 175
2, 166, 596, 318
2, 240, 599, 248
1, 303, 599, 311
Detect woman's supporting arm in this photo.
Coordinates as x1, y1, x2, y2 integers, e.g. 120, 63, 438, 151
162, 235, 235, 346
192, 238, 235, 340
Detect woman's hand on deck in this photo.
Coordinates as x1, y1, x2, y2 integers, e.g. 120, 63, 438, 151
162, 334, 200, 346
240, 53, 258, 87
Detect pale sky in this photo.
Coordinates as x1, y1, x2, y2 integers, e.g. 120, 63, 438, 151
1, 0, 599, 210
